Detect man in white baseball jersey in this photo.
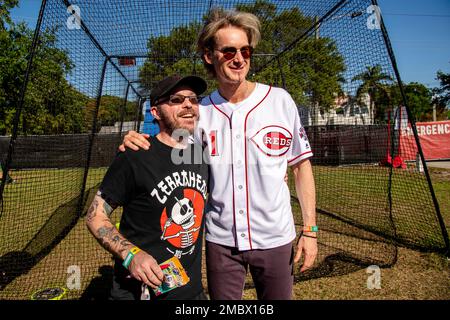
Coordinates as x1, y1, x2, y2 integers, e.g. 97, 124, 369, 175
120, 9, 317, 300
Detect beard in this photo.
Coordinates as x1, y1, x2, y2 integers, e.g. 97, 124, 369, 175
158, 109, 197, 135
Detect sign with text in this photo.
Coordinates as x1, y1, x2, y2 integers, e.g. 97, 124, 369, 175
400, 120, 450, 160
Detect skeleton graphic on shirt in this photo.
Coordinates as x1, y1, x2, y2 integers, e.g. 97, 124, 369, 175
160, 189, 202, 258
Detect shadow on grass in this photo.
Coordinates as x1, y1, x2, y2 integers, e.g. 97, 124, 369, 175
294, 252, 388, 282
0, 183, 100, 292
80, 265, 114, 300
0, 251, 35, 291
246, 248, 395, 291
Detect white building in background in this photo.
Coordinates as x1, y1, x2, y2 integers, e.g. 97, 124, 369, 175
99, 121, 144, 134
299, 93, 371, 126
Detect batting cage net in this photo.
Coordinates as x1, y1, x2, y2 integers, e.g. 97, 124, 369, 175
0, 0, 448, 299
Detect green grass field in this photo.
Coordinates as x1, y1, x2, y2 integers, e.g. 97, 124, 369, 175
255, 165, 449, 300
0, 164, 448, 300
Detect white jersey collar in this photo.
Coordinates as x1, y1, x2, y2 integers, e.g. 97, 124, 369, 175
208, 83, 271, 117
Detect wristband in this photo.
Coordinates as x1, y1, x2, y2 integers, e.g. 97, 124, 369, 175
122, 246, 141, 269
303, 226, 318, 232
297, 231, 317, 245
300, 231, 317, 239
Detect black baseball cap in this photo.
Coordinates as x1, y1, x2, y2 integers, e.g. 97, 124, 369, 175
150, 75, 207, 106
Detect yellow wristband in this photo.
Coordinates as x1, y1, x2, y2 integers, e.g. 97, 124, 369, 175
130, 246, 141, 255
123, 246, 141, 269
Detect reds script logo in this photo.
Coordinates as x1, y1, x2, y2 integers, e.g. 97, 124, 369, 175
250, 125, 293, 157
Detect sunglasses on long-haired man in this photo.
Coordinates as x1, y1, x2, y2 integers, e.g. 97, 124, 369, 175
215, 45, 254, 60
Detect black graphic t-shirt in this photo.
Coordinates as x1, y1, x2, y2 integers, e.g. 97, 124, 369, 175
99, 136, 208, 300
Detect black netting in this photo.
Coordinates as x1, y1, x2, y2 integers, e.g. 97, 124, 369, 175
0, 0, 448, 299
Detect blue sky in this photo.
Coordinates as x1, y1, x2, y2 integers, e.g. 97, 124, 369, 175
378, 0, 450, 88
10, 0, 450, 89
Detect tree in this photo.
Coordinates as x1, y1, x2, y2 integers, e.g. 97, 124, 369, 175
402, 83, 434, 122
239, 1, 346, 117
0, 0, 18, 30
139, 22, 206, 92
139, 0, 346, 119
433, 71, 450, 120
434, 71, 450, 104
352, 65, 393, 124
0, 3, 88, 135
0, 2, 28, 134
378, 81, 447, 123
84, 95, 138, 132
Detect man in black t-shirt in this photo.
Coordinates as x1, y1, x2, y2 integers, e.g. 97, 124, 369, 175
86, 75, 208, 300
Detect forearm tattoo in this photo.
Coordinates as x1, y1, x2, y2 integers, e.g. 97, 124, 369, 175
87, 191, 130, 258
96, 225, 132, 258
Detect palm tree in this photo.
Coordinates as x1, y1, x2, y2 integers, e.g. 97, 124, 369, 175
352, 65, 393, 124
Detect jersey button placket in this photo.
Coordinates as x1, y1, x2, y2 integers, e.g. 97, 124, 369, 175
231, 116, 247, 249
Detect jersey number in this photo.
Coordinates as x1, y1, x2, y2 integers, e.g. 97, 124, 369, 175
209, 130, 219, 156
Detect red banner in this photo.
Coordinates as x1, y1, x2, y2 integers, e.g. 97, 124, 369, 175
400, 120, 450, 161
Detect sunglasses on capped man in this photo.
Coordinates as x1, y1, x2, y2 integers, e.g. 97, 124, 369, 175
215, 45, 254, 60
157, 94, 201, 105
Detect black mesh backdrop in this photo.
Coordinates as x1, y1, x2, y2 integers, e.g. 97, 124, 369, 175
0, 0, 448, 299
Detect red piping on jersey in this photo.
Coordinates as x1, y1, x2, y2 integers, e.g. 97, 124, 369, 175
243, 85, 272, 250
209, 96, 238, 248
210, 97, 231, 121
287, 151, 313, 164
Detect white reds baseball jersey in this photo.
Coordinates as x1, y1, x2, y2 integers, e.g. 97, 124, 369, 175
194, 83, 312, 250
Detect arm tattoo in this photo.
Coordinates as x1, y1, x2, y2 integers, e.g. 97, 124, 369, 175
86, 197, 100, 223
97, 190, 118, 216
88, 192, 131, 258
103, 201, 114, 216
87, 192, 116, 223
96, 225, 132, 258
